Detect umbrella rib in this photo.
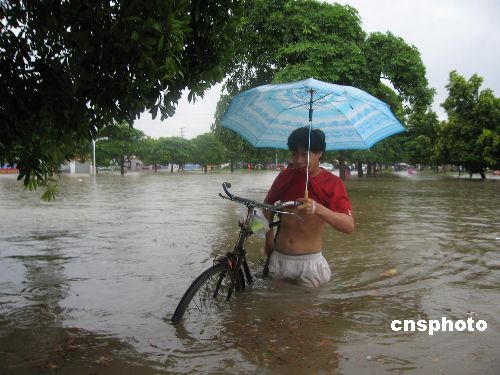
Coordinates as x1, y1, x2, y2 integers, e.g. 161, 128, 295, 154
282, 102, 310, 111
265, 103, 308, 126
281, 90, 335, 111
314, 100, 354, 111
311, 92, 335, 106
268, 97, 309, 108
268, 91, 311, 113
268, 91, 341, 122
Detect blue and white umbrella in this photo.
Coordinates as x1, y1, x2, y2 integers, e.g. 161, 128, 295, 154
221, 78, 405, 151
221, 78, 405, 197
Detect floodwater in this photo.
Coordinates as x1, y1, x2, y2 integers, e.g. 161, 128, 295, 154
0, 171, 499, 374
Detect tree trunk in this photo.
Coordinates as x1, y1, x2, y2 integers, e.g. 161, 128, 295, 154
480, 168, 486, 180
357, 161, 363, 178
339, 157, 345, 181
154, 163, 157, 172
230, 160, 234, 173
120, 156, 125, 175
204, 165, 208, 173
170, 162, 174, 173
367, 161, 372, 177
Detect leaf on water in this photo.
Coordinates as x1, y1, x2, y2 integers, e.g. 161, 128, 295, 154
267, 344, 277, 353
66, 339, 81, 350
380, 268, 397, 277
319, 338, 334, 346
45, 361, 59, 369
96, 356, 113, 366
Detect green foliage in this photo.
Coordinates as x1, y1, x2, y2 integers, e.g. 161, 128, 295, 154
160, 137, 192, 170
136, 138, 169, 169
225, 0, 366, 91
40, 178, 60, 202
96, 122, 145, 174
478, 129, 500, 168
437, 71, 500, 174
402, 110, 440, 165
1, 0, 242, 188
191, 133, 227, 169
137, 138, 161, 167
213, 0, 433, 162
363, 32, 434, 112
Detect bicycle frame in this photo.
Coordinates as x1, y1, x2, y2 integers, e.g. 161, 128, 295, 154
217, 203, 257, 300
216, 182, 302, 301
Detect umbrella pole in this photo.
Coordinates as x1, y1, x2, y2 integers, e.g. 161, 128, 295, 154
305, 122, 311, 199
305, 89, 314, 199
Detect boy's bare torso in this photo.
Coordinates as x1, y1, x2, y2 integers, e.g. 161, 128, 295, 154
275, 208, 325, 254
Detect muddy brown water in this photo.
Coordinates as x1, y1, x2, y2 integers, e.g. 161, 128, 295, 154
1, 171, 499, 374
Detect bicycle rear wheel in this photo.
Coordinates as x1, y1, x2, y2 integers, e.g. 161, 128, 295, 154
171, 262, 234, 324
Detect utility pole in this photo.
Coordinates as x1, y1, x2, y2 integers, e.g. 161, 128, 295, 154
180, 127, 185, 138
92, 140, 96, 175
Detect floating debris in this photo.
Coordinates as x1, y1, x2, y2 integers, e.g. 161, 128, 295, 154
95, 356, 113, 366
380, 268, 398, 277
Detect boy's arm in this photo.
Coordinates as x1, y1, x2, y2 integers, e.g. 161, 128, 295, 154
297, 198, 355, 234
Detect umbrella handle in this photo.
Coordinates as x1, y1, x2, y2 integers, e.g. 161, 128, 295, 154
304, 190, 308, 199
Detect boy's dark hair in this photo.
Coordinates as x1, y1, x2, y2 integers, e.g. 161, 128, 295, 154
287, 126, 326, 153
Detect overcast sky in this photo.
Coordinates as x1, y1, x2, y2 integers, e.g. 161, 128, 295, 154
134, 0, 500, 139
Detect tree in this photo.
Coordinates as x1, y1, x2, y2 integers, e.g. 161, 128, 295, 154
438, 71, 500, 179
160, 137, 192, 172
212, 0, 433, 177
191, 133, 226, 172
136, 138, 163, 172
363, 32, 433, 113
478, 129, 500, 169
403, 110, 440, 167
97, 122, 145, 175
222, 0, 366, 94
0, 0, 242, 190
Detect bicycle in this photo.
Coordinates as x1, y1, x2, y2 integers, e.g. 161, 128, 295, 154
171, 182, 302, 324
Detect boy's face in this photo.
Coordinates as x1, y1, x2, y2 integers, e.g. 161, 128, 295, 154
291, 145, 323, 172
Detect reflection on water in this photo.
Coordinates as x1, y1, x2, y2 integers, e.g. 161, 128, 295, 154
0, 171, 499, 374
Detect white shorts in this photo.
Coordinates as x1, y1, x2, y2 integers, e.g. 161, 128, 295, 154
268, 249, 331, 287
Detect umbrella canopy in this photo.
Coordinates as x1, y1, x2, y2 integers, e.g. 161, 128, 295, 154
221, 78, 405, 150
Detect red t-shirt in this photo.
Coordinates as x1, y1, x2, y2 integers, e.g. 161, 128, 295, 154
265, 168, 353, 216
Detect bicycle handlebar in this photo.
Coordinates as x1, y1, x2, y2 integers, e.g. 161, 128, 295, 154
220, 182, 301, 212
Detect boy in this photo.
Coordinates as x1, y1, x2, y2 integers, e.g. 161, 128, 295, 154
264, 127, 354, 287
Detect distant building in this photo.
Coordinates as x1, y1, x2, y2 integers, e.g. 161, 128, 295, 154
0, 163, 18, 174
61, 159, 92, 174
126, 157, 143, 171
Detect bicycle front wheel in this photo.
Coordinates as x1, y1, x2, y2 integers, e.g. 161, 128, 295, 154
171, 262, 234, 324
